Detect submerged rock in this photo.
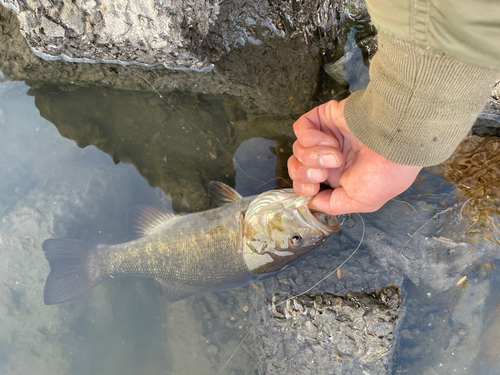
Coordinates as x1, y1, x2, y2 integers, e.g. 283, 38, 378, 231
255, 285, 402, 374
324, 51, 354, 87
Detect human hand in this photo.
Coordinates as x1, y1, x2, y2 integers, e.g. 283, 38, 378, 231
288, 99, 422, 215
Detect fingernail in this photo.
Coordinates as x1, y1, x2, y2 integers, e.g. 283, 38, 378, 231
306, 168, 324, 182
319, 152, 338, 168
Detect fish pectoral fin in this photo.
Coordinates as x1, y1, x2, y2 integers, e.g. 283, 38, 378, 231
154, 280, 196, 302
127, 204, 176, 237
209, 181, 243, 206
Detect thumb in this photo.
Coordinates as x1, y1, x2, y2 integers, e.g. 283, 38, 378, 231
308, 188, 383, 215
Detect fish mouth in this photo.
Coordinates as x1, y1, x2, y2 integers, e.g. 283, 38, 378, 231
307, 208, 339, 235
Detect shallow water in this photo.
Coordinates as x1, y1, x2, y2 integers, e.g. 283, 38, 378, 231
1, 31, 500, 375
0, 79, 288, 375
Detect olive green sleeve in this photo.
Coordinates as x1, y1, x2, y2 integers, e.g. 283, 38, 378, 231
343, 0, 500, 166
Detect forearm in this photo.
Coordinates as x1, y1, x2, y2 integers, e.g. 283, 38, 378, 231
344, 33, 499, 166
344, 0, 500, 167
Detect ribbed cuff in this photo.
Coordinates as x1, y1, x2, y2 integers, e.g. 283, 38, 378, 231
344, 32, 499, 166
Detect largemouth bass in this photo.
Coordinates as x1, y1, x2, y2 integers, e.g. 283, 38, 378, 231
42, 182, 338, 305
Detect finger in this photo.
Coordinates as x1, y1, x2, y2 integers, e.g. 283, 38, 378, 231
308, 188, 383, 215
293, 181, 320, 197
293, 115, 340, 149
288, 155, 329, 183
293, 141, 343, 169
293, 102, 345, 148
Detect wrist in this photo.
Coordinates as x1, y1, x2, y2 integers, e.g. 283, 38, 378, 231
344, 32, 499, 167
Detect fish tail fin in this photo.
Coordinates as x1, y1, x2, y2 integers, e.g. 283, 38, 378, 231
42, 239, 104, 305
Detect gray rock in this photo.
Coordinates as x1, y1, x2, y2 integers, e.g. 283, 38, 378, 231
255, 286, 402, 374
0, 1, 346, 117
345, 0, 369, 20
10, 0, 220, 66
5, 0, 345, 67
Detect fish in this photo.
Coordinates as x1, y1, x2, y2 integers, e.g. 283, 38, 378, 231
41, 181, 339, 305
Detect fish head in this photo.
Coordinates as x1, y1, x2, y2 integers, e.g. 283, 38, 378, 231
242, 189, 338, 274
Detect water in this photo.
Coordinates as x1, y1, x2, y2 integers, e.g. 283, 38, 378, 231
0, 79, 291, 375
1, 24, 500, 375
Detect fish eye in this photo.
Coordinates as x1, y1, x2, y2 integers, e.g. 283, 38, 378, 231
290, 234, 303, 246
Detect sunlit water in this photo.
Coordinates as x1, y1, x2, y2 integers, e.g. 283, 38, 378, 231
1, 67, 500, 375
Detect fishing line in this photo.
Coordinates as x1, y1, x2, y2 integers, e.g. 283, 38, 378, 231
274, 213, 365, 307
215, 213, 365, 374
128, 69, 274, 190
214, 318, 259, 375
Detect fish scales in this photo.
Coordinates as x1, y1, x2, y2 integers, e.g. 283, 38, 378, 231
41, 182, 338, 305
97, 197, 254, 290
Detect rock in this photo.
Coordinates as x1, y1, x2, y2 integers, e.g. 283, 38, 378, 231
324, 51, 354, 86
472, 81, 500, 136
0, 0, 346, 116
9, 0, 220, 66
345, 0, 369, 20
255, 286, 402, 374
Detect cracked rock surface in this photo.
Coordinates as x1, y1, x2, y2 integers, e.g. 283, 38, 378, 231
255, 286, 402, 374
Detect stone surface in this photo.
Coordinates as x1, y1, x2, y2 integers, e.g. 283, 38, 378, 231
5, 0, 221, 67
254, 286, 402, 374
0, 1, 347, 117
473, 81, 500, 136
3, 0, 345, 67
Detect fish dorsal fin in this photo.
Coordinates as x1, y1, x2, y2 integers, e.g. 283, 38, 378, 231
127, 204, 176, 237
209, 181, 242, 206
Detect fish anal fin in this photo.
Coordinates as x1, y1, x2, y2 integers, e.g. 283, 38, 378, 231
127, 204, 176, 237
154, 280, 196, 302
209, 181, 242, 206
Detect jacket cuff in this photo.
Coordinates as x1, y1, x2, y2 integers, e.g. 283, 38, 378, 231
344, 32, 499, 166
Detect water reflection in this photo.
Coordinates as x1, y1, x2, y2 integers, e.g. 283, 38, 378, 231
233, 136, 293, 196
321, 18, 374, 102
30, 84, 295, 211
